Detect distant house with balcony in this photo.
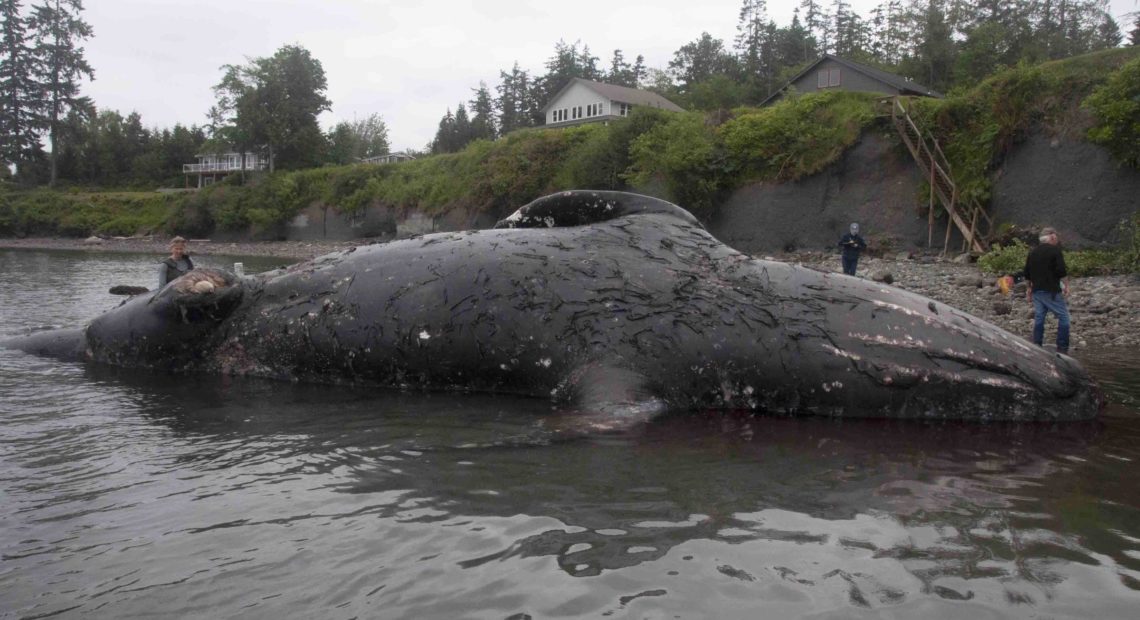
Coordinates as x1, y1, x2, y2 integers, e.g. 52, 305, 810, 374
760, 55, 942, 106
543, 78, 683, 128
361, 151, 417, 164
182, 151, 267, 188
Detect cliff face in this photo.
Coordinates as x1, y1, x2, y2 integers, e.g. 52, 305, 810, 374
708, 130, 1140, 255
991, 132, 1140, 247
708, 133, 930, 255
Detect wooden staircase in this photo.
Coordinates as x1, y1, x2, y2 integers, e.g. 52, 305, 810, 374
890, 97, 991, 254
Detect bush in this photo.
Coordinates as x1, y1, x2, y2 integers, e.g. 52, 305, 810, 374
721, 91, 877, 182
1085, 55, 1140, 168
626, 112, 727, 219
978, 239, 1029, 275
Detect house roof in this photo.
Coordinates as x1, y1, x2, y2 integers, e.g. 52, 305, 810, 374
542, 78, 684, 113
760, 55, 943, 106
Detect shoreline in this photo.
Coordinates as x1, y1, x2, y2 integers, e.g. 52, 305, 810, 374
3, 237, 1138, 349
0, 236, 356, 261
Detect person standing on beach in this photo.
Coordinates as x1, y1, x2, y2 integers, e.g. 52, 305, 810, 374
1024, 227, 1070, 354
838, 223, 867, 276
158, 236, 194, 288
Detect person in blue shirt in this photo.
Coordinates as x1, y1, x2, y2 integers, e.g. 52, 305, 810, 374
838, 223, 867, 276
157, 236, 194, 288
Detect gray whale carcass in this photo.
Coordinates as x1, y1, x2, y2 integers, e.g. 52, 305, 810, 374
4, 191, 1102, 421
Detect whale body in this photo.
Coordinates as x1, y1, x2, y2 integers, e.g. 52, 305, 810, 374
4, 191, 1103, 421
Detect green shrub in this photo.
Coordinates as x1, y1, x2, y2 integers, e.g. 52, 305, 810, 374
978, 239, 1030, 274
626, 112, 726, 219
721, 91, 877, 181
1085, 55, 1140, 168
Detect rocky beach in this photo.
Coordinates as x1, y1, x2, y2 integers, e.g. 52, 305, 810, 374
791, 251, 1140, 349
3, 236, 1136, 350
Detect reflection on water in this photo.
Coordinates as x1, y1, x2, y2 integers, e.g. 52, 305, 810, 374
2, 249, 1139, 618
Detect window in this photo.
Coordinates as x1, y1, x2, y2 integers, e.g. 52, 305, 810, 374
619, 103, 631, 116
571, 107, 579, 120
817, 68, 842, 89
578, 106, 583, 118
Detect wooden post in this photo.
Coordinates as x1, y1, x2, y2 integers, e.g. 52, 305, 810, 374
928, 158, 935, 248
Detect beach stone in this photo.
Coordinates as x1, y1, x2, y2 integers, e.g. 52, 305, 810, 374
871, 270, 894, 284
896, 251, 913, 261
952, 253, 972, 264
83, 236, 103, 245
993, 301, 1013, 316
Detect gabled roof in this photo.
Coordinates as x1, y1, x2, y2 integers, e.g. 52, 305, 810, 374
542, 78, 684, 113
760, 55, 942, 106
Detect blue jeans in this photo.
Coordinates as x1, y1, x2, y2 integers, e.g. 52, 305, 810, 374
842, 256, 859, 275
1032, 290, 1070, 353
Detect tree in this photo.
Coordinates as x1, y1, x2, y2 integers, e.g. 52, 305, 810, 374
469, 81, 496, 141
668, 32, 738, 94
212, 44, 331, 172
1131, 13, 1140, 46
326, 113, 390, 165
1094, 11, 1123, 49
430, 108, 456, 154
29, 0, 93, 186
0, 0, 42, 175
496, 63, 530, 135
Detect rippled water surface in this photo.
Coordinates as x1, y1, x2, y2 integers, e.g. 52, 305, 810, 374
2, 249, 1139, 619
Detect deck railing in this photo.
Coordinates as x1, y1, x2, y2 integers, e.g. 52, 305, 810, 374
183, 161, 267, 173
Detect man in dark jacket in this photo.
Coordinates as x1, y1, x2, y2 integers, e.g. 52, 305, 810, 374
838, 223, 867, 276
158, 236, 194, 288
1024, 227, 1070, 354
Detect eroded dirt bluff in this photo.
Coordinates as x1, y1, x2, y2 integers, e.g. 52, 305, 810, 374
991, 132, 1140, 247
709, 131, 1140, 255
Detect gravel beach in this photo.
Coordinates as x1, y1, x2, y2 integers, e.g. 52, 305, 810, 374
3, 236, 1136, 350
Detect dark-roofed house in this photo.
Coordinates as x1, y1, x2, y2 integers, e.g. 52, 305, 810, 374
543, 78, 683, 127
761, 55, 942, 106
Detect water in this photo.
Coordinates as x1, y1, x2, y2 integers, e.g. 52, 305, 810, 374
2, 249, 1139, 619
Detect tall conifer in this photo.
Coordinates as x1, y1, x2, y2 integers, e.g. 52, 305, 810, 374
29, 0, 92, 186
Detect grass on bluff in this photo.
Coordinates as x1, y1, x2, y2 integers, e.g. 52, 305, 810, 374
906, 47, 1140, 206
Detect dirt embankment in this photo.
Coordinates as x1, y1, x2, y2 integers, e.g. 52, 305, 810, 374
709, 130, 1140, 255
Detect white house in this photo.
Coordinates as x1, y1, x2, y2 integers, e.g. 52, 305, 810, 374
361, 151, 417, 164
182, 152, 267, 188
543, 78, 683, 127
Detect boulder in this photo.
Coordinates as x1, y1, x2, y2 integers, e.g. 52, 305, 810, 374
83, 236, 103, 245
993, 301, 1012, 316
871, 270, 894, 284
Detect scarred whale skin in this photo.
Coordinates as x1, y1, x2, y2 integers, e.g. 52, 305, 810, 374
4, 191, 1103, 421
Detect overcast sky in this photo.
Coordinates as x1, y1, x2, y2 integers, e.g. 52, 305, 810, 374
82, 0, 1138, 152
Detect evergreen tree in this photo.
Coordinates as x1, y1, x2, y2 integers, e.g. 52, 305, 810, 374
453, 102, 472, 148
430, 108, 456, 154
607, 49, 634, 86
0, 0, 43, 174
29, 0, 93, 186
469, 81, 496, 140
631, 54, 646, 86
1131, 13, 1140, 46
800, 0, 829, 51
1095, 11, 1123, 49
495, 63, 528, 135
